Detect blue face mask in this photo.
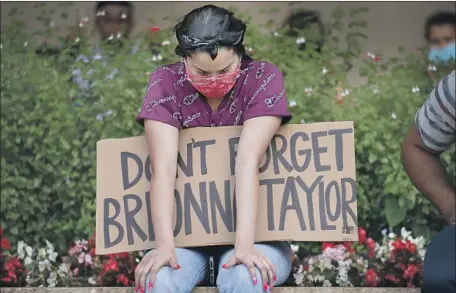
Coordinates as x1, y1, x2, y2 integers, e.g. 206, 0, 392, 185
428, 41, 456, 63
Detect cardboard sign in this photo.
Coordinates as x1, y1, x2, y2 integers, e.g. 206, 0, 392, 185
96, 122, 358, 255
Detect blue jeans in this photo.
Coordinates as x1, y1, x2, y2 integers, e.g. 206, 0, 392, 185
422, 225, 456, 293
144, 241, 292, 293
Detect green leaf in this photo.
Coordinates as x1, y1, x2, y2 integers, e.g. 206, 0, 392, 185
385, 197, 406, 227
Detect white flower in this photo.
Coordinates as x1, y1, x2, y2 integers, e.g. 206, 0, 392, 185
38, 261, 46, 272
246, 46, 253, 52
381, 228, 388, 236
75, 38, 80, 43
289, 99, 297, 107
304, 87, 313, 95
322, 67, 328, 74
104, 109, 113, 116
83, 16, 89, 23
108, 34, 114, 41
427, 64, 437, 72
88, 276, 97, 285
296, 37, 306, 45
0, 43, 2, 50
273, 32, 280, 37
323, 280, 332, 287
24, 256, 33, 266
341, 89, 350, 97
314, 274, 325, 283
17, 241, 26, 259
23, 42, 28, 47
96, 114, 104, 121
116, 32, 122, 39
300, 119, 305, 124
161, 40, 171, 46
79, 22, 84, 27
26, 246, 34, 257
412, 86, 420, 93
48, 251, 58, 262
290, 244, 299, 253
391, 112, 397, 119
78, 252, 86, 264
366, 51, 376, 59
96, 10, 105, 17
152, 54, 163, 62
400, 227, 412, 239
58, 264, 68, 277
50, 20, 55, 27
121, 13, 127, 19
38, 248, 47, 259
388, 232, 396, 239
372, 85, 379, 94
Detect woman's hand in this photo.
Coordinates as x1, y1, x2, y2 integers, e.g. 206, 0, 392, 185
222, 245, 276, 291
134, 248, 181, 292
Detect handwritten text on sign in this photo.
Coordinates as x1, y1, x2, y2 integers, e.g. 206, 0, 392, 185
96, 122, 358, 255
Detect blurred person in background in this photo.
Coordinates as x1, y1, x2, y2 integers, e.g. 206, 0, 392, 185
424, 11, 455, 84
401, 71, 455, 293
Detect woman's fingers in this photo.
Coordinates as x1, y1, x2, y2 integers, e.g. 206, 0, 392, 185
134, 252, 152, 291
262, 258, 276, 288
247, 262, 259, 286
221, 255, 237, 269
252, 257, 269, 291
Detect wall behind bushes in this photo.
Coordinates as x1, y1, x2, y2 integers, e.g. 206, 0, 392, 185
1, 3, 455, 253
1, 1, 455, 86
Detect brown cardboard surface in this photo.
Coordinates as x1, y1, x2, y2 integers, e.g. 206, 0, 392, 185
96, 122, 357, 255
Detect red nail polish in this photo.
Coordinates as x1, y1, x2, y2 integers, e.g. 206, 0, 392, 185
140, 288, 145, 293
176, 264, 181, 269
148, 282, 153, 289
253, 277, 257, 285
263, 282, 268, 291
273, 275, 277, 282
222, 264, 227, 269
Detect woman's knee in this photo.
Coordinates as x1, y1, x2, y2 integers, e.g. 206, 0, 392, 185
217, 265, 268, 293
145, 266, 180, 293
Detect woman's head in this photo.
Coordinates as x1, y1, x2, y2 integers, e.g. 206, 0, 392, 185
174, 5, 247, 99
174, 5, 246, 75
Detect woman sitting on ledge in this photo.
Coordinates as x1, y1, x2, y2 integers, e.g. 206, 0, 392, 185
134, 4, 293, 293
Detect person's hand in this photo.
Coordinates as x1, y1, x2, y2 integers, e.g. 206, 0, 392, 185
134, 247, 180, 293
222, 245, 276, 291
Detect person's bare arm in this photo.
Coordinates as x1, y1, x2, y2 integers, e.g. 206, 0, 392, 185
401, 71, 456, 224
234, 116, 282, 247
144, 120, 179, 248
135, 120, 180, 291
401, 124, 455, 224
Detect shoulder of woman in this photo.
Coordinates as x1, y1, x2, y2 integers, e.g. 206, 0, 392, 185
147, 61, 186, 90
246, 60, 283, 76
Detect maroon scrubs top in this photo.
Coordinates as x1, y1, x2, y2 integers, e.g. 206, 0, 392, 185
136, 57, 292, 128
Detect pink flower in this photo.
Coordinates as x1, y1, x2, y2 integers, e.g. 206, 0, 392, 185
73, 267, 79, 277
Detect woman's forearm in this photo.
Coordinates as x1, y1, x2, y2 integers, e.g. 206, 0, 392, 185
234, 161, 259, 248
150, 175, 176, 249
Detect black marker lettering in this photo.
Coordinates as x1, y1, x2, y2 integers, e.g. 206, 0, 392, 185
271, 134, 293, 174
279, 177, 306, 231
311, 131, 331, 172
123, 194, 148, 245
209, 180, 233, 233
260, 178, 285, 231
184, 182, 210, 235
193, 139, 216, 175
328, 128, 353, 171
103, 198, 124, 249
120, 152, 143, 190
289, 132, 311, 172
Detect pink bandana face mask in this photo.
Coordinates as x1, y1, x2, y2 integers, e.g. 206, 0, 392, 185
186, 61, 241, 99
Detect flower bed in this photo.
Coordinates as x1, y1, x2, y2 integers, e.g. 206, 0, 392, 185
1, 226, 425, 288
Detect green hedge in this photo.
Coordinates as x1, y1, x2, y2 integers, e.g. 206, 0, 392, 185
1, 5, 454, 253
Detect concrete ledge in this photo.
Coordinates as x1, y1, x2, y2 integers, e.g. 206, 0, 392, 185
0, 287, 421, 293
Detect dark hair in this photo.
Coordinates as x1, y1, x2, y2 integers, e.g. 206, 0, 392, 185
283, 9, 325, 52
424, 11, 455, 41
174, 5, 247, 60
95, 1, 133, 13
